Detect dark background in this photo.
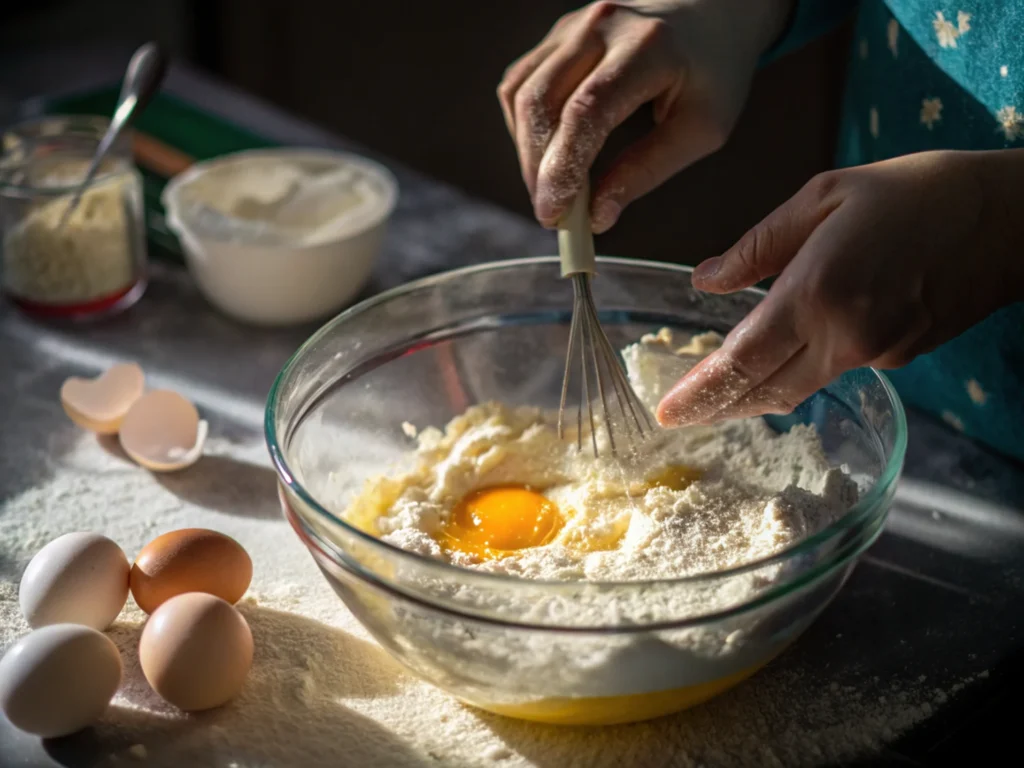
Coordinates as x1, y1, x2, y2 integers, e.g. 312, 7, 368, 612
0, 0, 852, 264
5, 6, 1024, 768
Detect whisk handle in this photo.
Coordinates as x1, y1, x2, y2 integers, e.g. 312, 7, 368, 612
558, 179, 597, 278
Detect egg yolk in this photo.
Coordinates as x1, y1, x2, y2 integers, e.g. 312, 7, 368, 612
645, 464, 701, 491
440, 485, 561, 559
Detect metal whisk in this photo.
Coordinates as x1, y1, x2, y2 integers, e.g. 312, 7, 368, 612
556, 180, 654, 456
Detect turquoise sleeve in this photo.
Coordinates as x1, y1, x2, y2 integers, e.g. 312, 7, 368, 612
760, 1, 861, 65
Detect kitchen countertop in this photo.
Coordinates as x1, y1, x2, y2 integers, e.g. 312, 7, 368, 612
2, 59, 1024, 768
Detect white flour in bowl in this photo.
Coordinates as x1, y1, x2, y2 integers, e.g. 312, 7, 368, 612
345, 328, 859, 583
322, 329, 863, 704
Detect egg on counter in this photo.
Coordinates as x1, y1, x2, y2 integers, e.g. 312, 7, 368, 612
19, 532, 130, 631
118, 390, 208, 472
0, 624, 122, 738
60, 363, 145, 434
130, 529, 252, 615
139, 592, 253, 711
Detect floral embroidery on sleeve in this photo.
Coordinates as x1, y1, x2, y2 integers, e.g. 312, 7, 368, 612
966, 379, 988, 406
933, 10, 971, 48
996, 106, 1024, 141
887, 18, 899, 57
920, 98, 943, 129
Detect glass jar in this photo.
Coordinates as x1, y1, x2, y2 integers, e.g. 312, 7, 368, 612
0, 115, 147, 319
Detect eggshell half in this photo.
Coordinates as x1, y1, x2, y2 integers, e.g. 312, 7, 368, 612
118, 390, 208, 472
60, 363, 145, 434
19, 532, 130, 630
0, 624, 123, 738
130, 528, 253, 615
139, 593, 253, 711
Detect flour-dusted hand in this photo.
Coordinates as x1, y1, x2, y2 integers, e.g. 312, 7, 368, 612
658, 149, 1024, 426
497, 0, 792, 231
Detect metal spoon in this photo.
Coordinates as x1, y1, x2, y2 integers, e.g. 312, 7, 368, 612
58, 42, 168, 228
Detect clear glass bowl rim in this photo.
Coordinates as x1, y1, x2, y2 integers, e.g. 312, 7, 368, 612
266, 255, 908, 591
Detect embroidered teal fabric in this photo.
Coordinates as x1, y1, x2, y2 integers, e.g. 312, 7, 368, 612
772, 1, 1024, 461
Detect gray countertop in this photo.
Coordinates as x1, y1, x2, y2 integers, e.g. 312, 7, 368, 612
2, 60, 1024, 768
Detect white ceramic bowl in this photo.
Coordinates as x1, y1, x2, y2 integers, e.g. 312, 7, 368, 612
162, 148, 398, 326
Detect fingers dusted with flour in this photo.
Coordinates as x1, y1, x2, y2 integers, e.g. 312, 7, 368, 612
533, 28, 682, 226
497, 1, 793, 230
662, 151, 1024, 426
657, 295, 808, 426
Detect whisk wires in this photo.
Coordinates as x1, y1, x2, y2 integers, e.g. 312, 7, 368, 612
556, 182, 654, 457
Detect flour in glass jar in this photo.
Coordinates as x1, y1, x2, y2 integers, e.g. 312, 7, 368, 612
2, 157, 143, 309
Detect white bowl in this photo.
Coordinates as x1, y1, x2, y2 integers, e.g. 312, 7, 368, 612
162, 148, 398, 326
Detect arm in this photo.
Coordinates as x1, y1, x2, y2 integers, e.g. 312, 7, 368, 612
657, 148, 1024, 425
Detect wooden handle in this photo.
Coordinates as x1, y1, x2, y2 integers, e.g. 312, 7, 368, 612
132, 133, 193, 178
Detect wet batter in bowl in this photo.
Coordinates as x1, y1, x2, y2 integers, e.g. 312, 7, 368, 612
344, 329, 859, 582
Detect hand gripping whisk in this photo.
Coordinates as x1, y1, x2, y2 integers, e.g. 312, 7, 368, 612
556, 181, 654, 456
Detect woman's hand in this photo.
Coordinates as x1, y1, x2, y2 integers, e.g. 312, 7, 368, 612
497, 0, 791, 232
657, 149, 1024, 426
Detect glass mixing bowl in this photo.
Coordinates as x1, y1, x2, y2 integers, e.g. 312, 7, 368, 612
266, 257, 906, 726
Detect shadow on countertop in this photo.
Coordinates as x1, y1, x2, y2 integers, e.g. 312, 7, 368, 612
33, 605, 424, 768
97, 435, 281, 522
154, 455, 281, 522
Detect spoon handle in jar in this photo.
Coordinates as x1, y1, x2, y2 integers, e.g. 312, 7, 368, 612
58, 42, 168, 228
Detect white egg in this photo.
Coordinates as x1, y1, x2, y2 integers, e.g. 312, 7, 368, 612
19, 532, 130, 631
0, 624, 122, 738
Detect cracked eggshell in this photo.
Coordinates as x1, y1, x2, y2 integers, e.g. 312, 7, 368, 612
60, 363, 145, 434
118, 390, 208, 472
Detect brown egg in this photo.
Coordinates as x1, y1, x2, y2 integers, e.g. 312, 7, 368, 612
131, 529, 252, 615
138, 592, 253, 711
60, 363, 145, 434
118, 390, 207, 472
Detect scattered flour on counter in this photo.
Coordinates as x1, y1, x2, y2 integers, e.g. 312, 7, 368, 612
0, 403, 987, 767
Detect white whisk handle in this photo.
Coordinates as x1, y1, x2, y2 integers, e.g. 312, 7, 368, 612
558, 179, 597, 278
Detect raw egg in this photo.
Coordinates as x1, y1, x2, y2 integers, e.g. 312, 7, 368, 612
19, 532, 130, 631
131, 528, 252, 615
0, 624, 122, 738
139, 592, 253, 711
119, 390, 208, 472
440, 485, 561, 560
60, 363, 144, 434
